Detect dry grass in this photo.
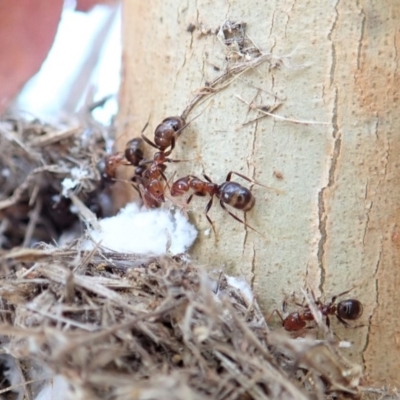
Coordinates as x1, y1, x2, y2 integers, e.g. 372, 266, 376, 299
0, 246, 364, 400
0, 112, 392, 399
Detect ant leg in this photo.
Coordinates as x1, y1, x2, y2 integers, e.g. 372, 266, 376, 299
330, 288, 354, 304
139, 159, 152, 166
164, 137, 175, 157
266, 309, 284, 325
204, 197, 217, 235
203, 174, 212, 183
335, 314, 351, 328
225, 171, 282, 192
141, 132, 160, 150
219, 201, 266, 237
130, 182, 141, 195
157, 169, 171, 191
326, 315, 331, 328
141, 121, 149, 133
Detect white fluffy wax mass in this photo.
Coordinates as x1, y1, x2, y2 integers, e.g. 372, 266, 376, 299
88, 203, 197, 255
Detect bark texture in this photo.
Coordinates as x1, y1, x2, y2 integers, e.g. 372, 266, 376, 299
118, 0, 400, 386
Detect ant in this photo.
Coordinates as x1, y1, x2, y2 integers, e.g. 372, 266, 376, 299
124, 137, 167, 206
170, 171, 268, 233
141, 104, 211, 155
271, 290, 363, 332
102, 106, 209, 204
141, 116, 186, 154
102, 152, 131, 182
102, 138, 145, 182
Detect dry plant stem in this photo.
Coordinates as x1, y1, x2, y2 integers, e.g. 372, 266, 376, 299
28, 126, 80, 147
14, 358, 33, 400
22, 198, 42, 247
0, 377, 46, 398
69, 193, 101, 230
214, 351, 269, 400
181, 53, 273, 120
0, 165, 67, 211
235, 94, 330, 125
0, 245, 370, 398
239, 102, 283, 128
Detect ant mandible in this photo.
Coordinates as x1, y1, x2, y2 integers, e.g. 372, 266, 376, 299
271, 290, 363, 332
170, 171, 266, 233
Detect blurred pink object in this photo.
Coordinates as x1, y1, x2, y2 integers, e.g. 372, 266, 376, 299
0, 1, 63, 114
0, 0, 118, 116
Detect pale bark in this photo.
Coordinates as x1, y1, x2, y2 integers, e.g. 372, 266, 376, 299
118, 0, 400, 386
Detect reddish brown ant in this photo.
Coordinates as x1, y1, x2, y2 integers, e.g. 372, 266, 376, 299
141, 116, 185, 154
102, 122, 147, 182
170, 171, 268, 233
271, 290, 363, 332
102, 153, 130, 182
141, 103, 211, 154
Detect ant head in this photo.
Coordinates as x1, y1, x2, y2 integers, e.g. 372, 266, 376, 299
336, 299, 363, 320
106, 153, 125, 167
218, 182, 255, 211
147, 179, 165, 202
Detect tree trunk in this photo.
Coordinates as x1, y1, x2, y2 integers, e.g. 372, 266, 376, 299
118, 0, 400, 387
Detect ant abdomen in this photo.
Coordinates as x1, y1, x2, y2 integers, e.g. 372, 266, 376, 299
125, 138, 144, 166
163, 116, 185, 131
218, 182, 255, 211
282, 312, 306, 331
154, 116, 185, 150
147, 179, 165, 203
337, 299, 363, 320
170, 177, 190, 196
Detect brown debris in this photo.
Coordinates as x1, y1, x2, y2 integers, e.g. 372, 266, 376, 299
0, 114, 384, 399
0, 248, 365, 400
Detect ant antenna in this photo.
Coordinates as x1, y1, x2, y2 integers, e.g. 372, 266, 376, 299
226, 171, 283, 193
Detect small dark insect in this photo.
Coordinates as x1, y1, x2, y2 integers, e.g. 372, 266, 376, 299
273, 170, 284, 180
271, 290, 363, 332
170, 171, 261, 233
186, 23, 196, 33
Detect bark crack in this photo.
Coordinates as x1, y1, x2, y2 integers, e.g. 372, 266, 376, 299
362, 182, 372, 247
317, 87, 340, 294
356, 3, 366, 70
317, 6, 341, 293
250, 245, 256, 291
362, 240, 382, 364
394, 30, 398, 72
243, 119, 258, 249
328, 0, 339, 86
